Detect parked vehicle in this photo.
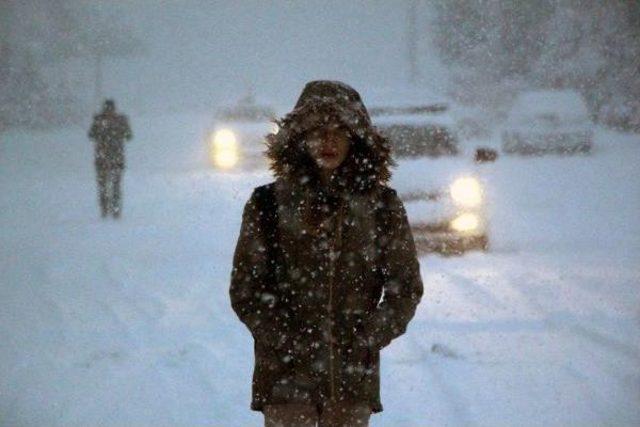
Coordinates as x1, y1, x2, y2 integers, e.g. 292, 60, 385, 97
502, 90, 594, 155
452, 105, 494, 141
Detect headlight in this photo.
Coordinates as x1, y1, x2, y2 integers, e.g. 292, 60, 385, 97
210, 129, 239, 169
450, 213, 479, 233
450, 177, 482, 207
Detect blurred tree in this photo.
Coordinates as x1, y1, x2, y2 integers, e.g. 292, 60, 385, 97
0, 0, 143, 129
58, 5, 145, 109
0, 0, 71, 129
430, 0, 640, 132
432, 1, 553, 76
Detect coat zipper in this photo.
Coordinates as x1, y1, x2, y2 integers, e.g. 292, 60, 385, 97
327, 200, 345, 401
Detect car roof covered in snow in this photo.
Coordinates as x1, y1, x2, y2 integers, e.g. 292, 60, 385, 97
362, 86, 455, 127
360, 85, 446, 107
508, 90, 590, 122
370, 105, 456, 127
215, 104, 276, 122
215, 93, 277, 123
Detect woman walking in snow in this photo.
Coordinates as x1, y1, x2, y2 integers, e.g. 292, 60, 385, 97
230, 80, 424, 427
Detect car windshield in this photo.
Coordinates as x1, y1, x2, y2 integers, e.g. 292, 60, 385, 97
532, 112, 561, 126
369, 104, 448, 117
216, 105, 275, 122
379, 124, 458, 157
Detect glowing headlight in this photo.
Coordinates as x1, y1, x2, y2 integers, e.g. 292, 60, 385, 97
450, 177, 482, 207
450, 213, 479, 232
210, 129, 239, 169
214, 129, 237, 146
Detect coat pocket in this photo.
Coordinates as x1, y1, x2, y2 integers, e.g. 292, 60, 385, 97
253, 339, 293, 400
336, 336, 372, 399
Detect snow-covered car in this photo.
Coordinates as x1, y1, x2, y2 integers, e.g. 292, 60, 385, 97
206, 95, 277, 171
392, 158, 489, 255
452, 105, 495, 141
501, 90, 594, 155
371, 105, 487, 254
370, 104, 459, 157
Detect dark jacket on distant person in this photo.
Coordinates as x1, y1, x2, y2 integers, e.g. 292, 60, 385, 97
229, 80, 424, 414
89, 107, 132, 170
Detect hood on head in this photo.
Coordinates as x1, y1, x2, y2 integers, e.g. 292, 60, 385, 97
266, 80, 395, 194
103, 99, 116, 113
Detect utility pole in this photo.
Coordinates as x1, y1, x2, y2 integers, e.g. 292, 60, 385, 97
94, 52, 103, 109
0, 1, 13, 79
407, 0, 419, 85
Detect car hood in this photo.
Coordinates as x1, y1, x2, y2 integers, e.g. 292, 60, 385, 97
391, 157, 482, 195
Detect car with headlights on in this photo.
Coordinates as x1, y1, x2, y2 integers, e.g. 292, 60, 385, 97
371, 104, 488, 254
206, 95, 277, 171
501, 90, 594, 155
394, 161, 488, 255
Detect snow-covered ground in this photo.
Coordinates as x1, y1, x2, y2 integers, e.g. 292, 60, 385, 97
1, 113, 639, 427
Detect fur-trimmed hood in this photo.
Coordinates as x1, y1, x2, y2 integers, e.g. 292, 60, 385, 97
266, 81, 395, 195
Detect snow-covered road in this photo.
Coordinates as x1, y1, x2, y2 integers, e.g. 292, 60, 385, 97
1, 113, 638, 426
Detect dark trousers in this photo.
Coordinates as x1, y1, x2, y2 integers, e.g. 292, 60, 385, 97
96, 167, 123, 218
264, 402, 371, 427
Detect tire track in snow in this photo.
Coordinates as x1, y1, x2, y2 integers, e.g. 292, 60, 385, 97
507, 272, 640, 364
389, 332, 472, 427
444, 269, 510, 313
423, 359, 473, 427
504, 270, 637, 424
392, 264, 510, 426
104, 257, 220, 403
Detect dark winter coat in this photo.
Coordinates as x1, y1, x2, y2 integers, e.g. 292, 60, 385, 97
88, 112, 132, 170
229, 81, 424, 414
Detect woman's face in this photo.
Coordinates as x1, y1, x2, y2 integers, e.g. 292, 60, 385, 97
305, 123, 352, 171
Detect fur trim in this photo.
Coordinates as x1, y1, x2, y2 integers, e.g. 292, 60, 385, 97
266, 82, 395, 194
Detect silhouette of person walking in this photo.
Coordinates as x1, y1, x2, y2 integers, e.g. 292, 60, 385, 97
88, 99, 132, 218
